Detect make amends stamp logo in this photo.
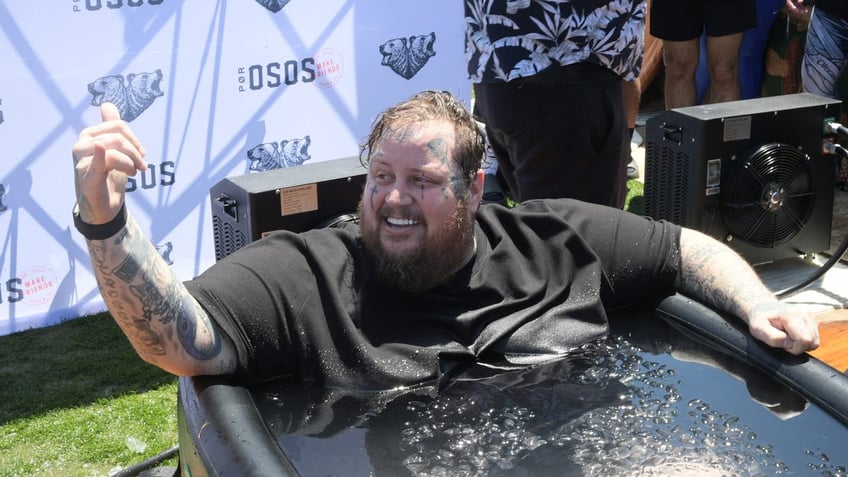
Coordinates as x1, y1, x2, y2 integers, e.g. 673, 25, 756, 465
19, 266, 58, 306
314, 48, 344, 89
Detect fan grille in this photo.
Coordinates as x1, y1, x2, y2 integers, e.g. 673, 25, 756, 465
720, 143, 816, 248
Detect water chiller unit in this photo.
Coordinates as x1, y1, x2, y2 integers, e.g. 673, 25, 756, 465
644, 93, 842, 264
209, 156, 367, 261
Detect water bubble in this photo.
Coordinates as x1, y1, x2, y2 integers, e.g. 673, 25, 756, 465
773, 460, 790, 474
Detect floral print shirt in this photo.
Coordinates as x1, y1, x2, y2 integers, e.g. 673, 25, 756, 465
465, 0, 646, 83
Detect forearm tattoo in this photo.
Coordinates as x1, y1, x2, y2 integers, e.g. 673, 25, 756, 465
130, 277, 181, 325
178, 311, 223, 360
680, 235, 771, 320
681, 240, 735, 313
88, 215, 223, 364
114, 255, 141, 283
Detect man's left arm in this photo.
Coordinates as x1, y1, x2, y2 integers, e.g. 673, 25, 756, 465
676, 227, 820, 355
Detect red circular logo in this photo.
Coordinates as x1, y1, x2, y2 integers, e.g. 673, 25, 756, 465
20, 265, 58, 306
314, 48, 344, 89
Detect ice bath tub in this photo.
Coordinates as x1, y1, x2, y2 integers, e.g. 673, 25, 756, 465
176, 294, 848, 476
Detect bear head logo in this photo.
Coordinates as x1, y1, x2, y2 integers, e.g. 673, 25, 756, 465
246, 142, 281, 172
379, 32, 436, 80
88, 69, 164, 122
255, 0, 292, 13
246, 135, 312, 171
280, 135, 311, 167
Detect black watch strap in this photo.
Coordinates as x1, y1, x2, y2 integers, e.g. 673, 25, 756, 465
73, 203, 127, 240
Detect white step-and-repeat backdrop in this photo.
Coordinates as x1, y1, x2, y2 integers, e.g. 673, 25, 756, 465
0, 0, 469, 336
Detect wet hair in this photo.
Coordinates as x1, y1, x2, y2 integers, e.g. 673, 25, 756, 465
359, 90, 485, 191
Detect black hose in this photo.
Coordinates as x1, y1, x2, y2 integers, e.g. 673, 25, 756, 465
110, 446, 179, 477
775, 223, 848, 298
775, 139, 848, 297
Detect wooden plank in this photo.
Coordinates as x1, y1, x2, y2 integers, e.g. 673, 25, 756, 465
810, 309, 848, 372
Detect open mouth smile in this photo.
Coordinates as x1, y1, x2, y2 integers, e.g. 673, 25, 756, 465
386, 216, 420, 227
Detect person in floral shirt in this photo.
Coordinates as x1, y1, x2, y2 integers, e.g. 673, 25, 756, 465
786, 0, 848, 188
466, 0, 646, 208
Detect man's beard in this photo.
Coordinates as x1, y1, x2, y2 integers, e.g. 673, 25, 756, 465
358, 199, 475, 295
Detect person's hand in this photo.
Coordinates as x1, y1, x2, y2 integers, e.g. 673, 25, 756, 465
784, 0, 811, 15
746, 301, 820, 355
72, 103, 147, 224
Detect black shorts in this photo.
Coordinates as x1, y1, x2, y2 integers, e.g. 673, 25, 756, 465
650, 0, 757, 41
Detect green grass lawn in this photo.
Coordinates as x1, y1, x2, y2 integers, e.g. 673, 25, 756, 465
0, 313, 178, 477
625, 179, 644, 215
0, 181, 644, 476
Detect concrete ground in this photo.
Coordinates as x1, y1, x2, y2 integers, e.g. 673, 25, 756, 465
629, 124, 647, 185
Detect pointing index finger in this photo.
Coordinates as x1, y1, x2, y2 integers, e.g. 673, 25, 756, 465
97, 103, 148, 158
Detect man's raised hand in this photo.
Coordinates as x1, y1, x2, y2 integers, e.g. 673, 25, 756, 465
72, 102, 148, 224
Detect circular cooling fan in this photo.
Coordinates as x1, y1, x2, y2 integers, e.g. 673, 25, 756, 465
318, 213, 359, 229
720, 143, 816, 247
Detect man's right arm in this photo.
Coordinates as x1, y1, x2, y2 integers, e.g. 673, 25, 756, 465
73, 103, 236, 376
84, 213, 237, 376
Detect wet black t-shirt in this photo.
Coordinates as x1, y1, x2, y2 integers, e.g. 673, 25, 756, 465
184, 199, 681, 389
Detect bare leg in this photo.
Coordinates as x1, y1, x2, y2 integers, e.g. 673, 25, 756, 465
705, 32, 744, 103
623, 78, 641, 129
662, 38, 700, 108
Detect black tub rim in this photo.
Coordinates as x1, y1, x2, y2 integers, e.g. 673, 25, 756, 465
654, 292, 848, 427
177, 292, 848, 475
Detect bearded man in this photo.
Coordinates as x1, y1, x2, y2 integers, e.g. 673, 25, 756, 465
71, 90, 818, 389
